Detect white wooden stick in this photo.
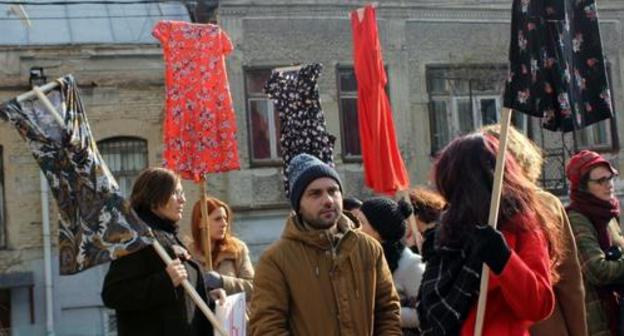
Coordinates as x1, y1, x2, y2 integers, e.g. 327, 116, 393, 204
31, 86, 65, 127
152, 239, 228, 336
199, 179, 213, 271
17, 80, 60, 103
273, 65, 302, 73
473, 107, 513, 336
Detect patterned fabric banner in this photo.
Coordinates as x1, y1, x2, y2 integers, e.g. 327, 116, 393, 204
0, 75, 151, 274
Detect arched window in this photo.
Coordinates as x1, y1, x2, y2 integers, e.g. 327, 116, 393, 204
97, 137, 148, 197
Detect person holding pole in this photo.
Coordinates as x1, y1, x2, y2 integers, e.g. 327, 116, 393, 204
565, 150, 624, 336
482, 125, 587, 336
358, 197, 424, 335
190, 196, 254, 300
249, 153, 401, 335
102, 167, 221, 336
416, 133, 558, 335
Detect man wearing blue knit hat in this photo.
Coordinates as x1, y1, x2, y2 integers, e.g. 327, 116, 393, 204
249, 153, 401, 335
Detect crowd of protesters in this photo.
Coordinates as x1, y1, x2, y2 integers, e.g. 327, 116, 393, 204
101, 126, 624, 336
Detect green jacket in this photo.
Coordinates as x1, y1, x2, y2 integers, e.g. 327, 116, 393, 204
568, 210, 624, 336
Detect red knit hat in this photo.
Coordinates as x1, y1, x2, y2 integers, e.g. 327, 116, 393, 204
565, 150, 618, 190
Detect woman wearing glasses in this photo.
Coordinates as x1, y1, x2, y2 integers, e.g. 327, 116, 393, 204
102, 167, 219, 336
566, 150, 623, 336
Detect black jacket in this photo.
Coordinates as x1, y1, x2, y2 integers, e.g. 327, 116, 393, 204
101, 209, 214, 336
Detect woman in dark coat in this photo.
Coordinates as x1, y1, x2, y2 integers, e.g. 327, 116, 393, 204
101, 167, 215, 336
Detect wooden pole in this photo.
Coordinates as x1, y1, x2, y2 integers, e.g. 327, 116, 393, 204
199, 178, 213, 270
27, 88, 227, 335
17, 80, 60, 103
473, 107, 513, 336
31, 86, 65, 126
152, 239, 227, 336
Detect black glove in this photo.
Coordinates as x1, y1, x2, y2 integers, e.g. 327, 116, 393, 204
204, 271, 224, 289
471, 225, 511, 275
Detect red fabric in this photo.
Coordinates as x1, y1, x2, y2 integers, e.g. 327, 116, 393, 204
350, 6, 409, 195
153, 20, 240, 182
461, 226, 555, 336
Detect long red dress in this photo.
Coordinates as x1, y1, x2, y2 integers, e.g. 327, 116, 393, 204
350, 5, 409, 195
153, 20, 240, 182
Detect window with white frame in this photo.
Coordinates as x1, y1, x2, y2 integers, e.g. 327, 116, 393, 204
245, 69, 281, 164
97, 137, 148, 197
427, 65, 528, 154
575, 120, 613, 150
0, 145, 5, 249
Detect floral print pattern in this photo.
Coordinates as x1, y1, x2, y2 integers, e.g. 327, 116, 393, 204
153, 20, 240, 182
264, 64, 336, 195
0, 76, 152, 274
504, 0, 613, 132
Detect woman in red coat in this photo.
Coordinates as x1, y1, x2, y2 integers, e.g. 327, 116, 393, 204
417, 133, 562, 336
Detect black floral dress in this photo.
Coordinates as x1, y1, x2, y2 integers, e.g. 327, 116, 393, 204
264, 63, 336, 195
503, 0, 613, 132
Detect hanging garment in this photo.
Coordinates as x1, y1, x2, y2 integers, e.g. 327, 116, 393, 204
153, 20, 240, 182
264, 63, 336, 195
351, 5, 410, 195
0, 76, 151, 274
503, 0, 613, 132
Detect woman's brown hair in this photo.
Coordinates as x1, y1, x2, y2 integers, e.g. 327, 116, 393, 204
130, 167, 180, 213
191, 197, 240, 264
409, 187, 446, 224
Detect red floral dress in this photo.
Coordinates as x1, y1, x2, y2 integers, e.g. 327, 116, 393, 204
153, 20, 240, 182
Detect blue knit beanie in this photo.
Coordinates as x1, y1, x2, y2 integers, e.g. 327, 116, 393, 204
287, 153, 342, 211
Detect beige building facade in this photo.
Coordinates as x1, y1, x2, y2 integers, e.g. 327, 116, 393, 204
0, 0, 623, 334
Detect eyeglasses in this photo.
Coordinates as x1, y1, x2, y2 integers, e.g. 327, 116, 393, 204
173, 189, 185, 199
588, 174, 617, 186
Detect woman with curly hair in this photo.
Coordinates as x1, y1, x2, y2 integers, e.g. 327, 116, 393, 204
408, 187, 446, 252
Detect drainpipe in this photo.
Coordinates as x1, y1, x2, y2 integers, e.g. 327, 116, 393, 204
40, 171, 55, 335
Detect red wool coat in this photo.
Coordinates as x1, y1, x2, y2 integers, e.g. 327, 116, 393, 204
461, 227, 555, 336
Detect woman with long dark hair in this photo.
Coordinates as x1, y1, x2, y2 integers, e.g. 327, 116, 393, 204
565, 150, 623, 336
190, 197, 254, 300
482, 125, 586, 336
101, 167, 216, 336
416, 133, 561, 335
358, 197, 424, 334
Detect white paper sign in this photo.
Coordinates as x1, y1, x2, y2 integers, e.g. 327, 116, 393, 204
215, 292, 246, 336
